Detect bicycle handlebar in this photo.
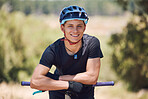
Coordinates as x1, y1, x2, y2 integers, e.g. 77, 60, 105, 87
21, 81, 114, 86
21, 81, 114, 95
21, 81, 30, 86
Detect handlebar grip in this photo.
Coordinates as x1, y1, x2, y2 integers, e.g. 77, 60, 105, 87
21, 81, 30, 86
94, 81, 114, 86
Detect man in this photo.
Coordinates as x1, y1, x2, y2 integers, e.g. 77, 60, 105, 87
30, 5, 103, 99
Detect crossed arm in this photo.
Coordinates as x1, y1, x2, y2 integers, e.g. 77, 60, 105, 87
59, 57, 101, 85
30, 64, 69, 91
30, 57, 101, 90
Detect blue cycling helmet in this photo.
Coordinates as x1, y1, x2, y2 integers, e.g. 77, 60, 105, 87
59, 5, 89, 25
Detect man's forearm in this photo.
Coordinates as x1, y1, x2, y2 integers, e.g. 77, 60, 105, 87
30, 75, 84, 94
30, 75, 69, 91
30, 64, 69, 91
59, 72, 98, 85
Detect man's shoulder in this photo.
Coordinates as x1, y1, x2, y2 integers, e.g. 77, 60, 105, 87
50, 37, 63, 46
46, 38, 63, 51
54, 38, 64, 45
83, 34, 98, 43
83, 34, 92, 38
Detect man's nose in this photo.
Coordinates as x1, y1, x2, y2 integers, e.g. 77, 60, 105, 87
73, 27, 78, 33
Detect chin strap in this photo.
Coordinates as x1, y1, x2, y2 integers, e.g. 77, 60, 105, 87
61, 38, 81, 45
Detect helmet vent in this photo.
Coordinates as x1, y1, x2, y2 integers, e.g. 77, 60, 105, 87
62, 11, 65, 15
73, 6, 77, 10
79, 8, 82, 11
68, 8, 72, 11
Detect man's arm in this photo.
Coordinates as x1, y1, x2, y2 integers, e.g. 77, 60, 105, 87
59, 57, 101, 85
30, 64, 69, 91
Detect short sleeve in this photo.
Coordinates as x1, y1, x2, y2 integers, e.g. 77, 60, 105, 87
39, 46, 55, 68
88, 37, 103, 58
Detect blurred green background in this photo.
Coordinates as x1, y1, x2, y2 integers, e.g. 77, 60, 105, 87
0, 0, 148, 99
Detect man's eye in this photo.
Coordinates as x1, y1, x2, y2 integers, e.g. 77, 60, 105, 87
68, 26, 73, 27
78, 26, 82, 27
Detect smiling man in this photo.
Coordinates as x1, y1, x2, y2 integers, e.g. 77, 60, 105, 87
30, 5, 103, 99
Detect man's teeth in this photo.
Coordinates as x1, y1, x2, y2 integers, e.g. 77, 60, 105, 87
71, 34, 79, 37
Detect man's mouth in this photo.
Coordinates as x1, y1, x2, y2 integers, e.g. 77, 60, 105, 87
70, 34, 80, 37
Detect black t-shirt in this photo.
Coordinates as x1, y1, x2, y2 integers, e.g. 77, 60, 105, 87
40, 34, 103, 75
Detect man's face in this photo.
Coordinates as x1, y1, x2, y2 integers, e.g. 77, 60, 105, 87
61, 19, 86, 43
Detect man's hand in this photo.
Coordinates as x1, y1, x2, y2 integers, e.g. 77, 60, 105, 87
68, 81, 83, 93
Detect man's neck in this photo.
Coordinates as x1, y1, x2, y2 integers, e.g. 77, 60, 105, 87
64, 40, 82, 55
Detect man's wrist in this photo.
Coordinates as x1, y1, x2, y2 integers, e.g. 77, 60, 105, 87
66, 81, 69, 89
59, 76, 62, 80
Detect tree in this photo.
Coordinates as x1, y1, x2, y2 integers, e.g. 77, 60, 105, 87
0, 7, 33, 82
109, 0, 148, 91
0, 0, 123, 16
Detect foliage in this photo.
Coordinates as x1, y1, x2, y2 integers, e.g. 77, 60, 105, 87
0, 5, 62, 83
0, 0, 123, 16
109, 0, 148, 91
0, 8, 30, 82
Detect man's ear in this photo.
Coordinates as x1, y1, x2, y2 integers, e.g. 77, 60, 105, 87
83, 25, 86, 32
60, 25, 65, 33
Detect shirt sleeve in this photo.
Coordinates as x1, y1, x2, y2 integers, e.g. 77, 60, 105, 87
88, 37, 103, 58
39, 46, 55, 68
